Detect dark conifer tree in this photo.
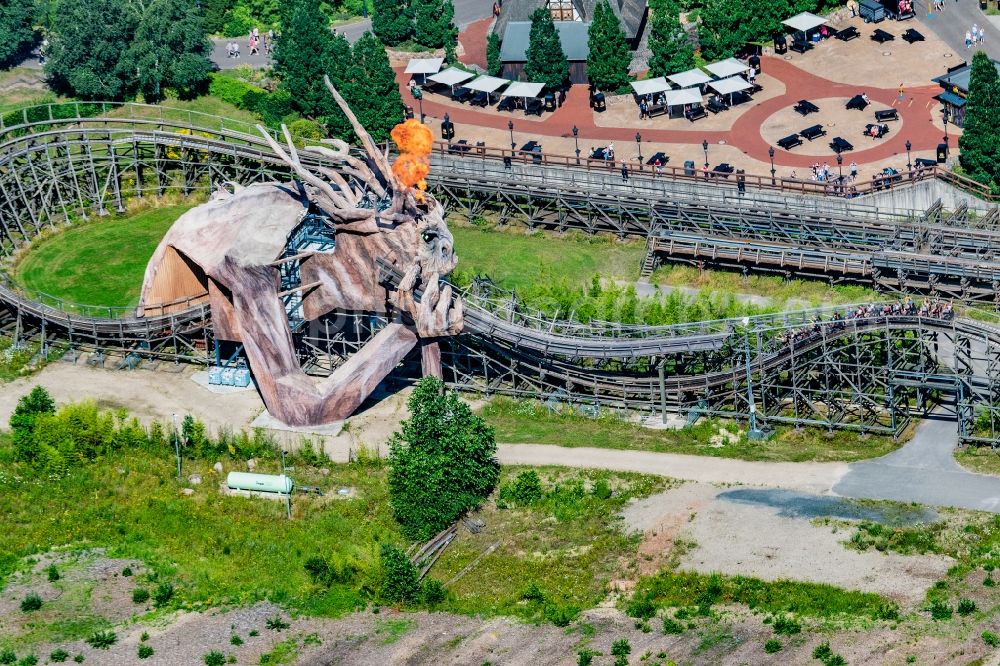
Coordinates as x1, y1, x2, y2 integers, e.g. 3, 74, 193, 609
586, 0, 630, 92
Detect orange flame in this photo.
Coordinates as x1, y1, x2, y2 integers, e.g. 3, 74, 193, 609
391, 119, 433, 201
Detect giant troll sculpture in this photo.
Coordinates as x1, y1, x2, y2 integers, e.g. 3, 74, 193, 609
138, 78, 463, 426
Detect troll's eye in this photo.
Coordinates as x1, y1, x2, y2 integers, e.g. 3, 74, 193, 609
421, 230, 438, 244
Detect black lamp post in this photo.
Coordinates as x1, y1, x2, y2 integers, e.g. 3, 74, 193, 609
768, 146, 776, 186
573, 125, 580, 165
943, 106, 950, 146
636, 132, 642, 171
508, 120, 515, 151
702, 139, 709, 168
905, 139, 912, 171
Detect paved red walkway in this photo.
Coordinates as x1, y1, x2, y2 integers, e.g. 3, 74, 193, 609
458, 17, 491, 69
396, 55, 945, 168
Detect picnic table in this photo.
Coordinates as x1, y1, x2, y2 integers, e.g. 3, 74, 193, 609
685, 106, 708, 122
707, 97, 729, 113
800, 125, 826, 141
872, 29, 894, 43
520, 141, 540, 153
526, 98, 544, 116
778, 134, 802, 150
874, 108, 899, 122
864, 123, 890, 139
646, 151, 669, 166
590, 147, 614, 161
448, 140, 472, 154
846, 94, 868, 111
915, 158, 936, 168
795, 100, 820, 115
452, 87, 474, 103
647, 102, 669, 118
903, 28, 924, 43
470, 91, 490, 107
790, 39, 813, 53
497, 97, 518, 112
712, 163, 735, 178
836, 26, 860, 41
831, 137, 854, 153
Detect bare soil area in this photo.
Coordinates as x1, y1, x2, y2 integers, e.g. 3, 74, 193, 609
621, 484, 952, 607
760, 97, 900, 157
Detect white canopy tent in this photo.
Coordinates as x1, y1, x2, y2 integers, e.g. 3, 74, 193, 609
465, 75, 509, 93
405, 57, 444, 75
704, 58, 749, 79
502, 81, 545, 98
708, 76, 752, 96
783, 11, 826, 34
667, 69, 711, 88
428, 67, 475, 92
630, 77, 671, 97
663, 87, 703, 107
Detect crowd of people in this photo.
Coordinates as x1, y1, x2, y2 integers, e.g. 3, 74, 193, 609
965, 24, 985, 49
773, 299, 954, 347
227, 27, 274, 59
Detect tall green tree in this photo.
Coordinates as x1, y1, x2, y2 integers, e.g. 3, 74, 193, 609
275, 0, 340, 118
10, 386, 55, 463
203, 0, 237, 34
346, 31, 404, 142
46, 0, 138, 99
647, 3, 694, 78
0, 0, 36, 69
371, 0, 411, 45
122, 0, 212, 102
524, 7, 569, 89
321, 32, 356, 140
486, 31, 502, 76
586, 0, 630, 92
959, 51, 1000, 188
412, 0, 456, 50
387, 377, 500, 540
698, 0, 778, 61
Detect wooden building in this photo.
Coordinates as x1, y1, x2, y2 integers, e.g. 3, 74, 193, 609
932, 58, 1000, 128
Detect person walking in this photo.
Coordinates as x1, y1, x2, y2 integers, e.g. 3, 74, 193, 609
966, 30, 972, 49
849, 160, 858, 181
620, 160, 629, 182
979, 26, 986, 44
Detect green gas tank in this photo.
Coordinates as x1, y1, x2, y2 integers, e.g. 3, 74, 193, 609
226, 472, 293, 494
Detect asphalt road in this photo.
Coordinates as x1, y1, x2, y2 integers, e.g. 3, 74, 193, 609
917, 0, 1000, 59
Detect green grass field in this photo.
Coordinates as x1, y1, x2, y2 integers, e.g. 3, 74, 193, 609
480, 398, 906, 463
451, 226, 644, 291
15, 205, 194, 308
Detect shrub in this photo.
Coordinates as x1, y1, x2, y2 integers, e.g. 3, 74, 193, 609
265, 616, 290, 631
0, 649, 13, 665
230, 635, 243, 646
764, 638, 782, 653
577, 650, 596, 666
287, 118, 325, 142
19, 593, 42, 612
812, 642, 833, 661
72, 657, 83, 664
203, 651, 225, 666
662, 617, 684, 634
122, 566, 133, 577
614, 657, 627, 666
626, 594, 656, 620
611, 639, 631, 656
86, 631, 117, 649
929, 600, 952, 621
592, 478, 613, 499
957, 598, 976, 615
499, 471, 543, 507
983, 630, 1000, 647
152, 582, 174, 605
985, 573, 997, 587
249, 630, 259, 637
379, 543, 420, 604
771, 614, 801, 635
387, 378, 500, 540
132, 588, 150, 604
46, 565, 60, 582
140, 632, 149, 642
544, 603, 580, 627
304, 556, 331, 586
423, 578, 447, 606
10, 386, 55, 462
49, 650, 69, 663
521, 581, 546, 602
137, 645, 154, 659
16, 656, 36, 666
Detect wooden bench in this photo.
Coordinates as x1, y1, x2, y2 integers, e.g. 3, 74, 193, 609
707, 98, 729, 114
790, 39, 813, 53
874, 108, 899, 122
800, 125, 826, 141
778, 134, 802, 150
871, 29, 894, 43
794, 100, 820, 115
863, 123, 890, 139
903, 28, 925, 43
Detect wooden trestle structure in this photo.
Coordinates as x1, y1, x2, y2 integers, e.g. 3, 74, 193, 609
2, 102, 1000, 445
